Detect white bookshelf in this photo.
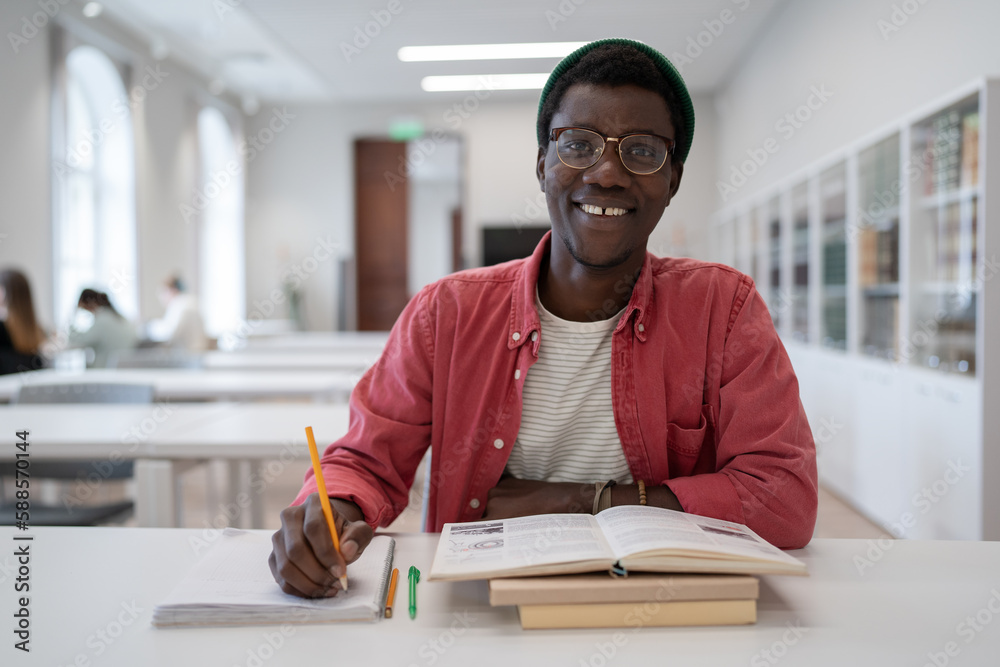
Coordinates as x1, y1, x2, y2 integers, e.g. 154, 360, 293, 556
712, 79, 999, 540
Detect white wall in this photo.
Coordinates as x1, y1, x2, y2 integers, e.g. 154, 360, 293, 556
714, 0, 1000, 206
408, 136, 461, 294
0, 0, 54, 327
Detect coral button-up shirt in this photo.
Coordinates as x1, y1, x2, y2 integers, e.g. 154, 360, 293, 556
293, 232, 818, 549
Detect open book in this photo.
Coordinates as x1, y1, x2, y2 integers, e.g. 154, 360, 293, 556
428, 505, 805, 581
153, 529, 395, 627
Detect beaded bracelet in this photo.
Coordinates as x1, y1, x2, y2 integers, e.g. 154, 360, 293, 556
637, 479, 647, 506
593, 480, 616, 514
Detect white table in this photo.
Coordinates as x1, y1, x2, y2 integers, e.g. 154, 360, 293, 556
237, 330, 391, 352
201, 350, 377, 372
1, 528, 997, 666
0, 403, 350, 527
0, 367, 359, 403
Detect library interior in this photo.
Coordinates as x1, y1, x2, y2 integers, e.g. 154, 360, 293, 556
0, 1, 999, 665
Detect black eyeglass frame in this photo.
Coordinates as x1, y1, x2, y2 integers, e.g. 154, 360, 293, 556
548, 126, 675, 175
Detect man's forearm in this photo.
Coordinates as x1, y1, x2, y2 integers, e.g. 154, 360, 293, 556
610, 483, 684, 512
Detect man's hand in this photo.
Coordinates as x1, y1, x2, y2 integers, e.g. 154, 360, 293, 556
268, 493, 374, 598
481, 476, 594, 521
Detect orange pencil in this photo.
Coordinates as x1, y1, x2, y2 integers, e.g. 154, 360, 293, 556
384, 568, 400, 618
305, 426, 348, 591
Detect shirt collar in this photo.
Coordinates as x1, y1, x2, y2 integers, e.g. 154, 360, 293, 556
510, 231, 653, 349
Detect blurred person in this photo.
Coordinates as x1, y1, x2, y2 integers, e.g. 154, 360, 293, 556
68, 288, 138, 368
0, 268, 46, 375
146, 276, 208, 351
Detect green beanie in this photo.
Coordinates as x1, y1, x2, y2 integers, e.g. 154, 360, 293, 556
536, 38, 695, 163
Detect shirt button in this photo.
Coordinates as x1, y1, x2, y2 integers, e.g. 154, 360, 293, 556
469, 498, 480, 509
514, 369, 521, 380
512, 332, 521, 341
638, 323, 645, 333
531, 331, 538, 342
493, 438, 504, 449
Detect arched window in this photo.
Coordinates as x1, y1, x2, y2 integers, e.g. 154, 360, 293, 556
55, 46, 138, 327
196, 106, 246, 338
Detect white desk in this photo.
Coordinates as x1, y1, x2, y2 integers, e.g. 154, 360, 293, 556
201, 350, 376, 372
238, 330, 390, 352
0, 368, 358, 403
0, 403, 349, 527
1, 528, 998, 666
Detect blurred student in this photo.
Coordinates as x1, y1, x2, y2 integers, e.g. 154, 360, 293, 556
0, 268, 46, 375
68, 288, 138, 368
146, 276, 208, 351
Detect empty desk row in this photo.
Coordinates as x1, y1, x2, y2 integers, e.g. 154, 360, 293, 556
0, 401, 350, 527
0, 368, 359, 403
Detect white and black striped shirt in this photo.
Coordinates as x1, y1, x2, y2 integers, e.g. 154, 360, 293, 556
504, 294, 633, 484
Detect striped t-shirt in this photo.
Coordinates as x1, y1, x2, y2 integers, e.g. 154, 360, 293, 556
504, 294, 633, 484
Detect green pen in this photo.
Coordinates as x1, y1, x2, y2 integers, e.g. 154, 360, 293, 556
408, 566, 420, 619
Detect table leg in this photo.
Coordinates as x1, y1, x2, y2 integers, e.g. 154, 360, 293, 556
135, 459, 177, 527
248, 459, 265, 529
227, 460, 243, 528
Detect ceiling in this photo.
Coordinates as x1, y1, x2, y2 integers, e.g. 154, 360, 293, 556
94, 0, 789, 106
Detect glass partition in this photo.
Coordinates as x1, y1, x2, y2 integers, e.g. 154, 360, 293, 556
857, 134, 901, 360
819, 162, 847, 350
765, 196, 783, 328
907, 94, 979, 374
791, 183, 809, 342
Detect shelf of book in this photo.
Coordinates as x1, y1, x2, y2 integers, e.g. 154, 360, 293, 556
711, 78, 999, 540
820, 162, 847, 350
909, 93, 980, 375
791, 183, 810, 342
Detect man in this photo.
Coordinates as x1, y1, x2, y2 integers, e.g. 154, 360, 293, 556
145, 276, 208, 351
270, 38, 817, 599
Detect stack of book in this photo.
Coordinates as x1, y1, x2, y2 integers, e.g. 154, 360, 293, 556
490, 572, 759, 630
429, 506, 807, 630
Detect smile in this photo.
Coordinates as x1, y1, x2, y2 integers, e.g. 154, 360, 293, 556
577, 203, 631, 217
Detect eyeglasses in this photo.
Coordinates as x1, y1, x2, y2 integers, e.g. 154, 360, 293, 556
549, 127, 674, 175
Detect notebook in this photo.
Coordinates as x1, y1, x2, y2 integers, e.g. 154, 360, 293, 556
152, 529, 395, 628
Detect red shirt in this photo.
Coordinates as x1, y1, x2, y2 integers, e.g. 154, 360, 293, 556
294, 233, 818, 549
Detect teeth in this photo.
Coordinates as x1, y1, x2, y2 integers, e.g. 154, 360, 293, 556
580, 204, 628, 216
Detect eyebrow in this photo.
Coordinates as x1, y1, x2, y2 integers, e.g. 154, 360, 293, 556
570, 125, 673, 138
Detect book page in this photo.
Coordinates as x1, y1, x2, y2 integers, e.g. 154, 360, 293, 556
429, 514, 615, 579
595, 506, 802, 565
153, 529, 394, 626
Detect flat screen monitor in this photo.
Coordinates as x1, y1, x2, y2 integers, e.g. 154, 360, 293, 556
482, 225, 550, 266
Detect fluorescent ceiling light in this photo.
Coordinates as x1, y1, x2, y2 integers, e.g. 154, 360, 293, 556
421, 73, 550, 92
400, 42, 587, 62
82, 2, 103, 18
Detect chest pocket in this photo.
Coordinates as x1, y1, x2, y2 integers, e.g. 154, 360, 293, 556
665, 403, 716, 476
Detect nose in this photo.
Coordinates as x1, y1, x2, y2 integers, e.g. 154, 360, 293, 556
582, 139, 632, 188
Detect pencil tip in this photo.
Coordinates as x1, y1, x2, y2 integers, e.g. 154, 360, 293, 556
340, 576, 349, 592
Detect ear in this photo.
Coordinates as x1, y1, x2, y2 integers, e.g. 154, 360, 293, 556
536, 146, 547, 192
666, 159, 684, 203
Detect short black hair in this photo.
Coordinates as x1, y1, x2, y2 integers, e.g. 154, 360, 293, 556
536, 43, 689, 162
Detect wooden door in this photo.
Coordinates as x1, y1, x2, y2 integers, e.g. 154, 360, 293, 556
355, 140, 409, 330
